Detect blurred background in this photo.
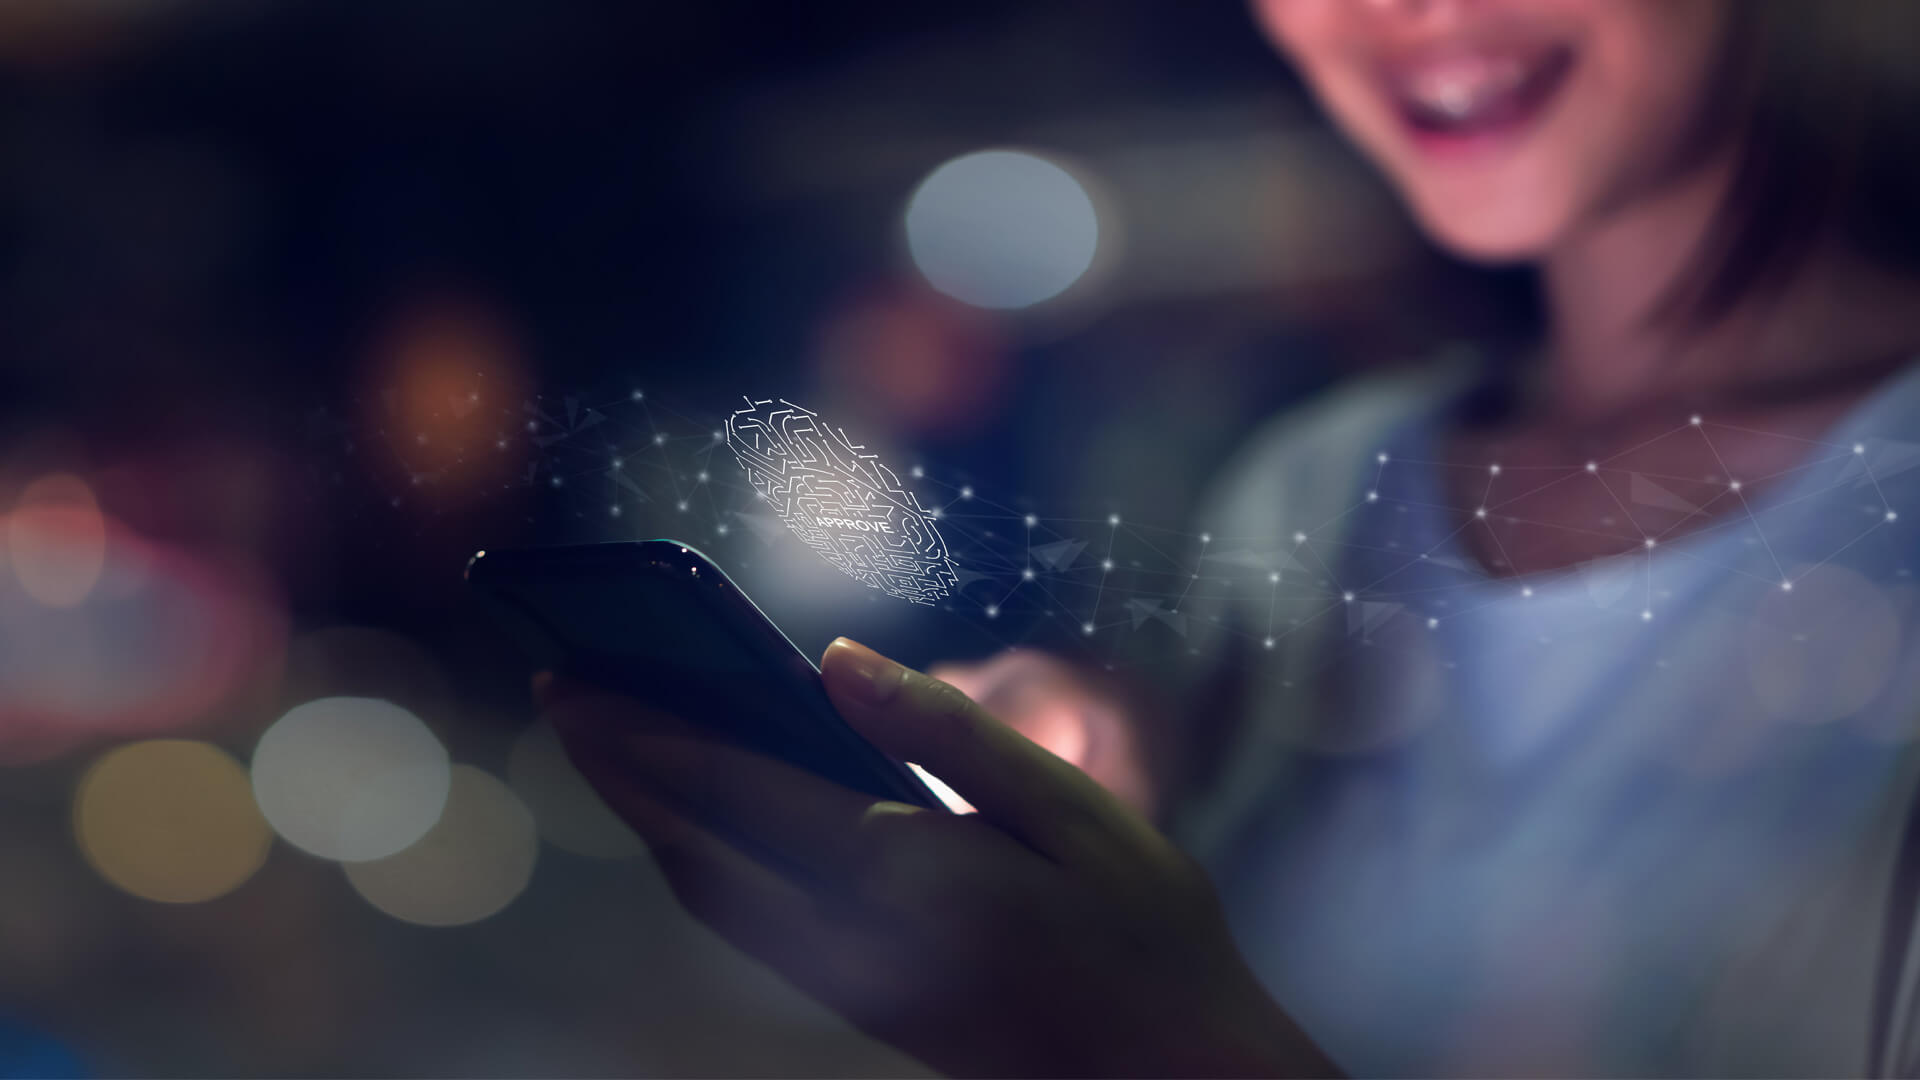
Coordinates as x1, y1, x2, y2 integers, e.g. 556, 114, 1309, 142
0, 1, 1528, 1074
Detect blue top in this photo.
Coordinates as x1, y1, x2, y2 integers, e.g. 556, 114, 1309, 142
1179, 360, 1920, 1076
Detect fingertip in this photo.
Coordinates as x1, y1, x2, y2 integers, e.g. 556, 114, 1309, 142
820, 638, 906, 709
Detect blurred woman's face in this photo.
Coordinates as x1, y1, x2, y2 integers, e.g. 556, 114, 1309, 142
1253, 0, 1729, 261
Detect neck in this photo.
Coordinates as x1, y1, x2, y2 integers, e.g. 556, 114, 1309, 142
1538, 158, 1920, 425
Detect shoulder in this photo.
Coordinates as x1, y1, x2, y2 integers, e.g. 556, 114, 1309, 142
1198, 360, 1475, 536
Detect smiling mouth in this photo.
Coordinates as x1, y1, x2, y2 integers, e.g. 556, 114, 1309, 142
1382, 43, 1575, 147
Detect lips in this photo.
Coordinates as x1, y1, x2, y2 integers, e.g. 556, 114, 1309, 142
1380, 42, 1574, 145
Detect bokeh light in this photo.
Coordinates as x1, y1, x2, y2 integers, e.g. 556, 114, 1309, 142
250, 697, 451, 862
7, 473, 107, 608
904, 149, 1100, 309
343, 765, 538, 927
505, 723, 641, 859
1744, 564, 1901, 725
74, 739, 272, 904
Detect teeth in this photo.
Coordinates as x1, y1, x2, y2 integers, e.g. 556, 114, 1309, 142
1402, 56, 1528, 120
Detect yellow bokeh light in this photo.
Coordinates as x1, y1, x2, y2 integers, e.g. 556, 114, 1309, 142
344, 765, 537, 927
74, 739, 272, 903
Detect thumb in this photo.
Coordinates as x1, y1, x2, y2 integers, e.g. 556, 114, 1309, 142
820, 637, 1127, 861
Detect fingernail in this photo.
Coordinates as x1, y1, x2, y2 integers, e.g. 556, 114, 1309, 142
828, 638, 906, 707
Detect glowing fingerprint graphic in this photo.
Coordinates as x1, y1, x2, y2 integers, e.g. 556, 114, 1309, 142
726, 398, 960, 604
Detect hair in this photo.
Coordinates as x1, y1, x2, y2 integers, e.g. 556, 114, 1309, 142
1664, 0, 1920, 326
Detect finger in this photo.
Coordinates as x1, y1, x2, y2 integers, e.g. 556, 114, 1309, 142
615, 733, 979, 888
820, 637, 1142, 863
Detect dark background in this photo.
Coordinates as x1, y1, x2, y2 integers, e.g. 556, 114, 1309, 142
0, 1, 1520, 1074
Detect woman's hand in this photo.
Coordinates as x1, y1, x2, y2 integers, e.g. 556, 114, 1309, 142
540, 638, 1337, 1079
929, 649, 1156, 816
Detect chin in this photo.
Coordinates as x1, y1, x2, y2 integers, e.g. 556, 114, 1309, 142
1409, 200, 1562, 265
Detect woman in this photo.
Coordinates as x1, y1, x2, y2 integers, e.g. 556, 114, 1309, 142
546, 1, 1920, 1074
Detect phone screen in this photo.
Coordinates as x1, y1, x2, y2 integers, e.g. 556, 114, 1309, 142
467, 541, 947, 811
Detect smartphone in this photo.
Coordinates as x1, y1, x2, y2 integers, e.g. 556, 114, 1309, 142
465, 539, 950, 811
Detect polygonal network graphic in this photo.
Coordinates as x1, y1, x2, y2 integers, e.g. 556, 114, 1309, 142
725, 397, 961, 605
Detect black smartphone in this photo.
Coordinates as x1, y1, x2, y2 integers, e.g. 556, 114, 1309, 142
465, 539, 950, 811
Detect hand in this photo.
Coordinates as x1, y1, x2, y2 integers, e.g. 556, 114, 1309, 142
540, 639, 1338, 1079
930, 649, 1155, 816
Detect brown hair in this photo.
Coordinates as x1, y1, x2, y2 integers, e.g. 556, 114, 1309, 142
1667, 0, 1920, 325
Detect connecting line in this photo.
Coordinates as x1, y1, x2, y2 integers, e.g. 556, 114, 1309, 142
1264, 571, 1280, 647
1291, 515, 1353, 593
1587, 467, 1644, 543
695, 437, 727, 529
1695, 424, 1787, 584
1167, 532, 1210, 613
1085, 516, 1120, 634
639, 397, 686, 511
1355, 515, 1475, 594
1861, 451, 1897, 516
1477, 513, 1521, 576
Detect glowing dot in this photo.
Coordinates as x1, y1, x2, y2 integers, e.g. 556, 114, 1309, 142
9, 473, 106, 608
1522, 586, 1534, 598
506, 725, 639, 859
1475, 507, 1488, 519
1855, 443, 1867, 455
717, 525, 730, 535
1268, 572, 1281, 584
251, 697, 451, 863
526, 420, 537, 432
911, 465, 925, 478
1366, 491, 1379, 502
1081, 622, 1095, 635
985, 604, 999, 618
344, 765, 537, 927
497, 440, 507, 450
1690, 414, 1702, 426
1263, 637, 1275, 649
1200, 532, 1211, 544
1888, 511, 1899, 522
905, 149, 1100, 309
611, 458, 623, 470
75, 740, 271, 904
1108, 513, 1121, 526
1781, 580, 1794, 592
1489, 464, 1501, 476
1023, 514, 1038, 527
631, 390, 644, 402
652, 433, 665, 446
1641, 609, 1654, 621
1021, 567, 1035, 580
1342, 591, 1355, 603
1427, 617, 1439, 629
930, 507, 944, 519
1730, 480, 1742, 492
676, 501, 688, 511
1293, 531, 1307, 544
1101, 559, 1114, 571
1644, 537, 1657, 549
711, 430, 723, 441
1376, 452, 1389, 464
697, 470, 709, 483
960, 486, 974, 499
1586, 461, 1598, 473
550, 476, 563, 488
610, 505, 621, 517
